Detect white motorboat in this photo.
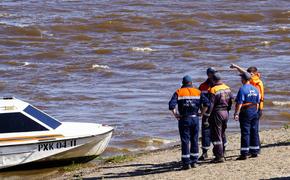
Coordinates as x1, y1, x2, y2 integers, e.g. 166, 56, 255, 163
0, 97, 113, 169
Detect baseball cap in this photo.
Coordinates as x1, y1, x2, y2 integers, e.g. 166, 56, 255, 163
182, 75, 193, 84
206, 67, 217, 75
240, 72, 252, 81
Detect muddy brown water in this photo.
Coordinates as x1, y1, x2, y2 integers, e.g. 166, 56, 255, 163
0, 0, 289, 177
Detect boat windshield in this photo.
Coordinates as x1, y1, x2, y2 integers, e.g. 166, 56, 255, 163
0, 113, 48, 133
24, 105, 61, 129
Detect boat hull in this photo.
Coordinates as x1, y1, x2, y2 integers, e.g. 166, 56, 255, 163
0, 130, 113, 169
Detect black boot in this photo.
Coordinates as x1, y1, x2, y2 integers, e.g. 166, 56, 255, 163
236, 155, 247, 160
210, 157, 225, 163
250, 154, 258, 158
181, 164, 191, 170
191, 162, 198, 168
198, 152, 208, 161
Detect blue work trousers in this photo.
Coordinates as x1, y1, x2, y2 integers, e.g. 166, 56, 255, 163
239, 107, 260, 156
178, 116, 199, 165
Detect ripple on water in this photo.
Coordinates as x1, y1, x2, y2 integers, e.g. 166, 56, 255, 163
33, 50, 65, 59
62, 63, 114, 77
165, 18, 200, 28
266, 27, 289, 35
123, 62, 156, 70
131, 47, 154, 52
280, 112, 290, 120
193, 12, 215, 20
5, 26, 42, 36
0, 39, 23, 46
215, 13, 265, 22
0, 82, 5, 92
267, 10, 290, 24
94, 49, 113, 54
272, 101, 290, 107
94, 20, 148, 32
50, 24, 92, 32
71, 34, 93, 41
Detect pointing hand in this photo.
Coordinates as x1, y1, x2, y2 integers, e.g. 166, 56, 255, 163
230, 63, 237, 69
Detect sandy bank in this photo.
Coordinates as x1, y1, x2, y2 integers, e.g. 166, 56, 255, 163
52, 128, 290, 180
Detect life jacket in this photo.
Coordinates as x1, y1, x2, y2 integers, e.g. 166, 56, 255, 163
209, 83, 232, 111
210, 83, 230, 94
250, 73, 264, 110
176, 86, 201, 116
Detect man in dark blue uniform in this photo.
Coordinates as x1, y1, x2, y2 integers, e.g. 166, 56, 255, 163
169, 75, 209, 170
234, 72, 260, 160
198, 67, 216, 161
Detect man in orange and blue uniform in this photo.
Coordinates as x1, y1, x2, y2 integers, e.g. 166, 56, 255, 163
203, 73, 233, 163
234, 72, 260, 160
169, 75, 209, 170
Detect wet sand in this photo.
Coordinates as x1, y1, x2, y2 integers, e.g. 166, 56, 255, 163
50, 127, 290, 180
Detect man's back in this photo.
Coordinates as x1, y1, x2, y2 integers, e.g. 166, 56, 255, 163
209, 83, 233, 110
175, 86, 201, 116
236, 84, 260, 105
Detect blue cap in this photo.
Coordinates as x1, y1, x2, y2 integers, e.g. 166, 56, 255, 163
206, 67, 217, 75
182, 75, 193, 84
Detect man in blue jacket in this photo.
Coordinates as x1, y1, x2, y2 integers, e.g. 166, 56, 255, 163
234, 72, 260, 160
169, 75, 209, 170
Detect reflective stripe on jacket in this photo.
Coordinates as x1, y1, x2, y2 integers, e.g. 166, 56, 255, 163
176, 87, 201, 116
206, 83, 233, 114
169, 85, 210, 116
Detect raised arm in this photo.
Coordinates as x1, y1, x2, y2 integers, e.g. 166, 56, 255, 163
230, 63, 247, 74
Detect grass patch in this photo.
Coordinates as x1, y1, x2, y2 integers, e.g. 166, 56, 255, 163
104, 155, 134, 164
283, 123, 289, 129
94, 156, 105, 161
60, 162, 83, 172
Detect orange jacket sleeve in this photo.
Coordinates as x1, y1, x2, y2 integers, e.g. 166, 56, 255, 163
256, 81, 264, 110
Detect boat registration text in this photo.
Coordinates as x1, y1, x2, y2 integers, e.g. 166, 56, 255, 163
38, 140, 77, 151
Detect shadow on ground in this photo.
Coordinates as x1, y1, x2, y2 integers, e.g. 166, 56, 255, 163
261, 141, 290, 148
84, 161, 183, 179
263, 177, 290, 180
84, 140, 290, 179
